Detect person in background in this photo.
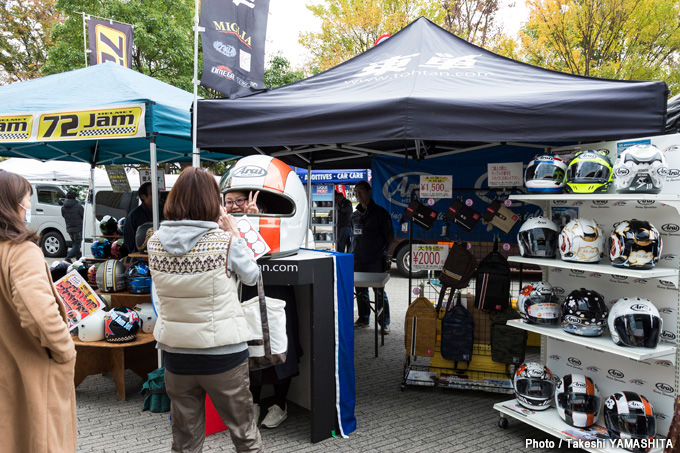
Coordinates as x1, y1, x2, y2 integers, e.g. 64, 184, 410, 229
225, 188, 303, 429
0, 170, 77, 452
123, 182, 157, 252
334, 189, 353, 253
351, 180, 394, 334
147, 168, 262, 452
61, 190, 84, 262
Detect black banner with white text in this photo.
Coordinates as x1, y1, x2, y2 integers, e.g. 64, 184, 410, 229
88, 18, 133, 68
200, 0, 270, 99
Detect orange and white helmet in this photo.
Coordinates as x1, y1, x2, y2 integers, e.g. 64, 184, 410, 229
221, 155, 309, 258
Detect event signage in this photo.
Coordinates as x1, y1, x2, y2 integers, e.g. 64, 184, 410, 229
411, 244, 448, 271
88, 18, 134, 68
139, 168, 166, 191
487, 162, 523, 187
296, 168, 368, 184
54, 270, 106, 331
419, 175, 451, 198
0, 105, 146, 143
200, 0, 270, 98
105, 165, 132, 193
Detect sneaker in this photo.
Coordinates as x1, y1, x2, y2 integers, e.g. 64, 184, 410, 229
261, 404, 287, 428
382, 325, 390, 335
354, 320, 370, 329
253, 403, 260, 425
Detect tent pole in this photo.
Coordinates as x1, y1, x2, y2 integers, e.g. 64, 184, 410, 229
90, 165, 97, 239
191, 0, 201, 168
82, 13, 88, 67
306, 165, 312, 248
150, 136, 159, 231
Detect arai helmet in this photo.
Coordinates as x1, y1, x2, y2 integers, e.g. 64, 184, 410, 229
517, 217, 559, 258
561, 288, 608, 337
558, 218, 605, 263
513, 362, 556, 411
610, 220, 662, 269
608, 297, 662, 349
517, 282, 561, 325
220, 155, 309, 258
604, 391, 656, 450
524, 154, 568, 193
566, 149, 613, 193
613, 144, 668, 194
555, 374, 601, 428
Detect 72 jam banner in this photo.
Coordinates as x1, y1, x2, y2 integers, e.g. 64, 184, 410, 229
88, 18, 133, 68
0, 104, 146, 142
200, 0, 270, 99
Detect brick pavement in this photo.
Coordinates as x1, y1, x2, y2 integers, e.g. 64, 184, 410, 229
54, 257, 576, 453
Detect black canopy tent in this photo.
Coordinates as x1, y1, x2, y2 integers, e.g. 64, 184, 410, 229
667, 94, 680, 134
196, 17, 668, 169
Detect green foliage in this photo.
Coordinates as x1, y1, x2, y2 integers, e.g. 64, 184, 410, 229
0, 0, 64, 82
519, 0, 680, 95
264, 55, 305, 88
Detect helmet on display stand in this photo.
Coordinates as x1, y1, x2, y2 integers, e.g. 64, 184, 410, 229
517, 217, 559, 258
100, 215, 118, 235
565, 150, 613, 193
117, 217, 126, 235
126, 261, 151, 294
87, 263, 100, 289
558, 218, 606, 263
517, 282, 561, 325
91, 238, 111, 258
77, 309, 108, 342
96, 259, 127, 293
604, 391, 656, 448
524, 154, 568, 193
220, 155, 309, 258
613, 144, 668, 194
134, 302, 158, 334
135, 222, 154, 253
104, 307, 140, 343
49, 260, 71, 281
110, 239, 129, 259
561, 288, 608, 337
608, 297, 662, 349
513, 362, 556, 411
610, 220, 662, 269
555, 374, 601, 428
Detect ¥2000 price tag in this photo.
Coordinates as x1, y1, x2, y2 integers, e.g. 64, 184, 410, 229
411, 244, 449, 271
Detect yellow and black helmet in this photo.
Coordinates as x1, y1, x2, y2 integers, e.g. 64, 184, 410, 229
565, 149, 613, 193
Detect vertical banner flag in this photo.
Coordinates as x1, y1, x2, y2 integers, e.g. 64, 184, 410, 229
88, 18, 133, 68
200, 0, 270, 99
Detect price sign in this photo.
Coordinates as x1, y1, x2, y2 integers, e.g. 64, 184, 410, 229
420, 175, 452, 199
411, 244, 449, 271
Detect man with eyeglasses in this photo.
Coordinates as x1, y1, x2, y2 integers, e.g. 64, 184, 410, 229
224, 190, 261, 214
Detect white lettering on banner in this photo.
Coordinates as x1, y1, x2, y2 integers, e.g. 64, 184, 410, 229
232, 0, 255, 8
419, 53, 481, 70
355, 54, 420, 77
420, 175, 452, 198
411, 244, 448, 271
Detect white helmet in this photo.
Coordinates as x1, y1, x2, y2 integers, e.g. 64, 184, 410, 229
514, 362, 556, 411
220, 155, 309, 258
517, 282, 561, 325
134, 302, 158, 334
524, 154, 568, 193
608, 297, 662, 348
555, 374, 601, 428
77, 309, 108, 342
558, 218, 605, 263
613, 144, 668, 194
517, 217, 559, 258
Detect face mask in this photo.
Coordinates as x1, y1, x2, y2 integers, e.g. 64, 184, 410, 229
19, 203, 31, 226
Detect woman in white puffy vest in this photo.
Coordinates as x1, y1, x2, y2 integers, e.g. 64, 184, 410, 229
147, 167, 262, 453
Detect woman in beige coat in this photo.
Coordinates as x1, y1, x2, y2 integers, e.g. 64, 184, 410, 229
0, 170, 77, 452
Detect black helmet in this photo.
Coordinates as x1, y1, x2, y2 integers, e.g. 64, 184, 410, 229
609, 219, 662, 269
604, 391, 655, 450
135, 222, 154, 252
100, 215, 118, 236
96, 259, 127, 293
104, 307, 140, 343
49, 260, 71, 282
561, 288, 608, 337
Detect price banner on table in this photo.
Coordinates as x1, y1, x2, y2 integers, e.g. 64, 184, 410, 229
411, 244, 449, 271
419, 175, 452, 199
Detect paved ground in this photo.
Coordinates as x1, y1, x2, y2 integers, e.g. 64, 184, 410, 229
51, 257, 575, 452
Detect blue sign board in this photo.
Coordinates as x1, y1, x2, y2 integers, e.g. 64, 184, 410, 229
295, 168, 369, 184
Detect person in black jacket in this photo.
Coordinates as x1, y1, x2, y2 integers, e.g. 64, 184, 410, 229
351, 180, 394, 333
61, 191, 83, 262
334, 190, 353, 253
123, 182, 155, 253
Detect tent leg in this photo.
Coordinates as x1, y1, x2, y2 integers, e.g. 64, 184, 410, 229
306, 165, 312, 248
150, 137, 159, 231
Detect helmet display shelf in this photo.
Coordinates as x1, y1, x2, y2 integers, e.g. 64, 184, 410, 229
493, 139, 680, 452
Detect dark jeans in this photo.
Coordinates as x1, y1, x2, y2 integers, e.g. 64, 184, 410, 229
355, 260, 390, 326
66, 232, 82, 260
336, 226, 352, 253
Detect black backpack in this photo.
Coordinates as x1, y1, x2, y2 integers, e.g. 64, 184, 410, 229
438, 292, 474, 369
474, 238, 511, 311
490, 308, 527, 365
438, 242, 477, 291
